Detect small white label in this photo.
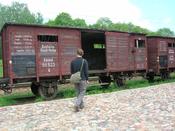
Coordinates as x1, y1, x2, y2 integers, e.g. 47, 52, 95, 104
9, 60, 12, 64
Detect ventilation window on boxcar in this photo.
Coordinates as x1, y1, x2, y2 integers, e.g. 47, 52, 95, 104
93, 43, 105, 49
159, 55, 168, 67
135, 40, 145, 48
168, 43, 173, 47
37, 35, 58, 42
173, 43, 175, 48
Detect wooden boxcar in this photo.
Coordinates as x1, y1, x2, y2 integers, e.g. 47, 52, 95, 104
147, 36, 175, 80
105, 31, 147, 86
0, 23, 148, 99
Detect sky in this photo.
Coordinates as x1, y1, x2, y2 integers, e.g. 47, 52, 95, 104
0, 0, 174, 32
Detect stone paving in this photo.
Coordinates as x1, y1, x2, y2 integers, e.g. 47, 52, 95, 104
0, 83, 175, 131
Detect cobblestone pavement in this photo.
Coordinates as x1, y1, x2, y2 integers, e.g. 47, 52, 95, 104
0, 83, 175, 131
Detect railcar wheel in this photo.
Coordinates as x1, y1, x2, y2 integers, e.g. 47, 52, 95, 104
160, 72, 169, 80
38, 82, 58, 100
147, 75, 154, 82
146, 72, 154, 82
114, 77, 126, 87
30, 82, 40, 96
99, 75, 111, 88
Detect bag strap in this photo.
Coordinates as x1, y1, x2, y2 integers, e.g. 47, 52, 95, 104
80, 59, 84, 72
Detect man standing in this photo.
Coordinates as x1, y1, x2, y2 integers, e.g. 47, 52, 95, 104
71, 48, 89, 112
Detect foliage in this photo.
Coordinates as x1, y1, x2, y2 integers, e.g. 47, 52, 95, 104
73, 18, 87, 28
0, 97, 16, 106
90, 19, 150, 34
0, 2, 43, 30
0, 92, 33, 106
47, 12, 87, 28
155, 28, 175, 37
47, 12, 73, 26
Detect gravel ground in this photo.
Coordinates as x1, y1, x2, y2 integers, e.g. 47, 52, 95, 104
0, 83, 175, 131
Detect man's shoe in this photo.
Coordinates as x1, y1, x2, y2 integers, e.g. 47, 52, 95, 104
80, 104, 84, 109
74, 106, 80, 112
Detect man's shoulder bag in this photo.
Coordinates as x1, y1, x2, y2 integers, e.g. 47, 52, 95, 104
70, 59, 84, 84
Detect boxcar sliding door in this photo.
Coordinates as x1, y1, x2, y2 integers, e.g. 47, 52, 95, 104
105, 32, 129, 72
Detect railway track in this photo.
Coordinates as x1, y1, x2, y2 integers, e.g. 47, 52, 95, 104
0, 76, 108, 96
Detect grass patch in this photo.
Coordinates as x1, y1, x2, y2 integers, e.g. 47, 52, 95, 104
57, 87, 75, 99
0, 92, 34, 107
0, 97, 16, 106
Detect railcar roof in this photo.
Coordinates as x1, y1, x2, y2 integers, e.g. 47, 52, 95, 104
147, 35, 175, 39
1, 22, 146, 36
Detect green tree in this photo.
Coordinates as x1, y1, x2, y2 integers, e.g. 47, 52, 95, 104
47, 19, 55, 26
0, 2, 43, 29
47, 12, 73, 26
73, 18, 87, 27
110, 22, 131, 32
47, 12, 87, 28
156, 28, 175, 37
110, 22, 150, 34
90, 19, 150, 34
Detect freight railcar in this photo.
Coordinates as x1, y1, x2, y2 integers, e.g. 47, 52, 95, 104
147, 36, 175, 80
0, 23, 148, 99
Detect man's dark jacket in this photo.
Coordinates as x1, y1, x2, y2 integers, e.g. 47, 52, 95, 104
71, 57, 88, 81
